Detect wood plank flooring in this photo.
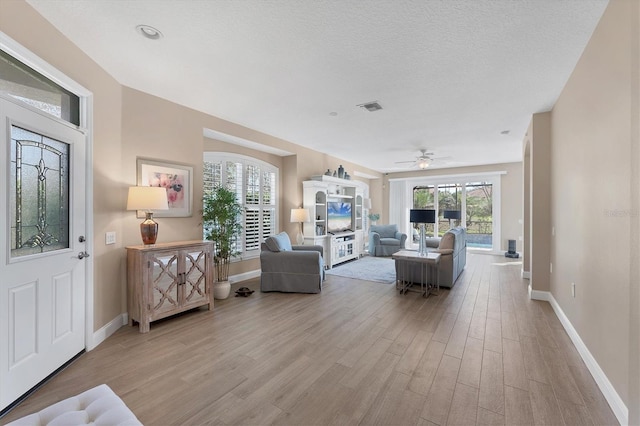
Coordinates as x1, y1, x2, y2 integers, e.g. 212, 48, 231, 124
2, 253, 619, 425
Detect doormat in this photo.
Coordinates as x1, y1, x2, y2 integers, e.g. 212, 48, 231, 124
325, 256, 396, 284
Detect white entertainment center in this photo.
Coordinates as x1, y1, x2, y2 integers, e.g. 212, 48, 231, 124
302, 175, 369, 269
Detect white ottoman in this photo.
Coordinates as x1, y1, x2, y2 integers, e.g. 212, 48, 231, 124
6, 384, 142, 426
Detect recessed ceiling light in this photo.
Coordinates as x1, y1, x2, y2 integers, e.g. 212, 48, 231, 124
136, 25, 163, 40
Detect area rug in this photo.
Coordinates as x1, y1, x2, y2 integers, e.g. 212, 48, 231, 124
325, 256, 396, 284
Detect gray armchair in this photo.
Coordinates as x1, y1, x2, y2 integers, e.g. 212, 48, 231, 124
260, 232, 324, 293
369, 224, 407, 257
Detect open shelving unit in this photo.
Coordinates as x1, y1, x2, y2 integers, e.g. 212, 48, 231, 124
303, 175, 369, 268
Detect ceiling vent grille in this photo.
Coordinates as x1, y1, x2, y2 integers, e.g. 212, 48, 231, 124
358, 101, 382, 112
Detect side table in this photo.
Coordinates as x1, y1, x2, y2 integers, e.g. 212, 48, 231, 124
392, 250, 441, 297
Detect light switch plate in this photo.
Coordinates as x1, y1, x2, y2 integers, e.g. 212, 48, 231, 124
105, 231, 116, 245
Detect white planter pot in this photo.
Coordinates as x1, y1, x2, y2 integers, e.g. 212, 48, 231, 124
213, 280, 231, 300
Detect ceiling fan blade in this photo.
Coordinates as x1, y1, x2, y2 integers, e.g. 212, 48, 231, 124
394, 160, 417, 164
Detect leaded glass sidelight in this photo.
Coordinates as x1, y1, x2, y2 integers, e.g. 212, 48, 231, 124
10, 125, 70, 258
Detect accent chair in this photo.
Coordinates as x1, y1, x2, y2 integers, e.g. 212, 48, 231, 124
260, 232, 324, 293
369, 224, 407, 257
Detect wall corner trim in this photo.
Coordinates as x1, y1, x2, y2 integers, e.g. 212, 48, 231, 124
528, 287, 549, 301
89, 313, 127, 351
546, 293, 629, 425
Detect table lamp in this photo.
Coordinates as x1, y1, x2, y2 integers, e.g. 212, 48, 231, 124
410, 209, 436, 256
290, 207, 310, 245
127, 186, 169, 245
443, 210, 461, 229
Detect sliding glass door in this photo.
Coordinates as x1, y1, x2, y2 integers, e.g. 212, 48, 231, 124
412, 179, 497, 250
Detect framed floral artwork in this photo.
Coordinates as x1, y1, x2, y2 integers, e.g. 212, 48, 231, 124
136, 158, 193, 217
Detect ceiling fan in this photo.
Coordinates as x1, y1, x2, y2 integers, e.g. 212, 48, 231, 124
395, 149, 442, 170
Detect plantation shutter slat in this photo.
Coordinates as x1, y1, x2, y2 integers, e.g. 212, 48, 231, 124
203, 154, 278, 258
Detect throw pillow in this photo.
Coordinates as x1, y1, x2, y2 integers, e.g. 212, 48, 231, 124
265, 232, 292, 252
439, 232, 455, 250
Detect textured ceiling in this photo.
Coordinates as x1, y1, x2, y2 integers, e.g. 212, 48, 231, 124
26, 0, 608, 173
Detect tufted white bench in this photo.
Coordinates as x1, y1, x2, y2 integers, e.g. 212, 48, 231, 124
6, 384, 142, 426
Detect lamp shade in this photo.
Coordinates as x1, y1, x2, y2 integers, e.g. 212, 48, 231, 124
127, 186, 169, 211
443, 210, 461, 220
290, 208, 310, 223
363, 198, 372, 209
410, 209, 436, 224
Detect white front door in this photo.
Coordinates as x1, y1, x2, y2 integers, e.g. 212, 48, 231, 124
0, 97, 86, 411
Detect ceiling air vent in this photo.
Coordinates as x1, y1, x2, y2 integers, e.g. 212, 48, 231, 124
358, 101, 382, 112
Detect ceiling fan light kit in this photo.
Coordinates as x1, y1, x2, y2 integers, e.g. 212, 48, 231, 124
395, 148, 439, 170
417, 158, 431, 169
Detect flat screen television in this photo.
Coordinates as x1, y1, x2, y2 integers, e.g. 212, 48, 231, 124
327, 202, 352, 233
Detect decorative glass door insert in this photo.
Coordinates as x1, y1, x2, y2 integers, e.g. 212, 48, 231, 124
10, 125, 70, 258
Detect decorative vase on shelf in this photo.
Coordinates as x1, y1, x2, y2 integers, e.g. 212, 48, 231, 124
332, 170, 337, 177
338, 165, 344, 179
325, 169, 332, 176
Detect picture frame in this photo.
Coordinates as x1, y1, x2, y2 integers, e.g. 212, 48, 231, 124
136, 157, 193, 217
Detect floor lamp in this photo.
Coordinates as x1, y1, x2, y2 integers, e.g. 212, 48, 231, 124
443, 210, 461, 229
290, 208, 310, 245
410, 209, 436, 256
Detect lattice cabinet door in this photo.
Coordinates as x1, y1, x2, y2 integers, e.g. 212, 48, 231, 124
181, 249, 210, 308
127, 241, 213, 333
149, 251, 180, 317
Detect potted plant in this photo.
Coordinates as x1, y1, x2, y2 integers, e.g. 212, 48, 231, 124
202, 186, 243, 299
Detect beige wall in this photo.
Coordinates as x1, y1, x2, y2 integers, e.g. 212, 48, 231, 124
0, 0, 125, 329
549, 0, 637, 417
522, 139, 531, 275
529, 112, 552, 293
384, 162, 523, 252
1, 0, 383, 333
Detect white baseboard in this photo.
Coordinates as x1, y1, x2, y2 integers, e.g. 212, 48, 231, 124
86, 271, 260, 351
545, 293, 629, 425
88, 313, 127, 350
229, 269, 260, 284
521, 269, 530, 279
528, 286, 549, 301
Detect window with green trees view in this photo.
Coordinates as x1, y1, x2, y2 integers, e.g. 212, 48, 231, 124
413, 181, 493, 248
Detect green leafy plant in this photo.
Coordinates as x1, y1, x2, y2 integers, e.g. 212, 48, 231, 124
202, 186, 243, 282
367, 213, 380, 222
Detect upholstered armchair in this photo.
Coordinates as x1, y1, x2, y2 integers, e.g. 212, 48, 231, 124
369, 224, 407, 257
260, 232, 324, 293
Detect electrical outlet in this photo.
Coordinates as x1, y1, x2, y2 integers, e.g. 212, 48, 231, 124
105, 231, 116, 245
571, 282, 576, 298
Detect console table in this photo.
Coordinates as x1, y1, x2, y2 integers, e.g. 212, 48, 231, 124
126, 240, 213, 333
392, 250, 441, 297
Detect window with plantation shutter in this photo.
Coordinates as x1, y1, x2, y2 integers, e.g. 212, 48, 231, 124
203, 152, 278, 260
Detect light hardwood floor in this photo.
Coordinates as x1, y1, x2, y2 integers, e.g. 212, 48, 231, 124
2, 253, 619, 425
